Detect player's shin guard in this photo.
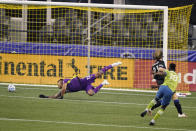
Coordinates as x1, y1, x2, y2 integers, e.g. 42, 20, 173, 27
174, 99, 183, 114
147, 99, 157, 110
141, 99, 157, 117
153, 108, 164, 121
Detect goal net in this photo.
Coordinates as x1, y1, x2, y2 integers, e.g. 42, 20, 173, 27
0, 1, 192, 92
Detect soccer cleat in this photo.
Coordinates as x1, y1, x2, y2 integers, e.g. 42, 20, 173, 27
101, 80, 110, 85
140, 110, 147, 117
111, 61, 122, 67
178, 113, 187, 118
149, 122, 155, 126
149, 119, 155, 126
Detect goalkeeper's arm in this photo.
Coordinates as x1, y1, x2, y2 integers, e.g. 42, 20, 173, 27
39, 83, 67, 99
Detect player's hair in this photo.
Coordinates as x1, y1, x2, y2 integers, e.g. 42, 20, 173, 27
169, 63, 176, 71
57, 79, 63, 83
153, 50, 163, 60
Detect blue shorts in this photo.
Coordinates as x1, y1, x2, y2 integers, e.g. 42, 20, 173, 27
156, 85, 174, 106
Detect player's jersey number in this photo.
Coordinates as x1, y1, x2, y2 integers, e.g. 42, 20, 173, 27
169, 74, 178, 82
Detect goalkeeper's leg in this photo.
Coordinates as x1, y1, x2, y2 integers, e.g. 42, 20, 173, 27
86, 80, 110, 96
100, 61, 122, 73
95, 62, 122, 78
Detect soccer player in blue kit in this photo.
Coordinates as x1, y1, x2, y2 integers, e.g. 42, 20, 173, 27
141, 63, 179, 125
39, 61, 122, 99
150, 50, 186, 118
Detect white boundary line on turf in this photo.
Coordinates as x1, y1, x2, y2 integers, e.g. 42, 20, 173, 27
1, 85, 195, 98
0, 82, 157, 93
0, 117, 195, 131
0, 83, 193, 98
0, 83, 192, 96
1, 94, 196, 109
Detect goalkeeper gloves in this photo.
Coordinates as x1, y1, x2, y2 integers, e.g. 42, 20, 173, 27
39, 94, 48, 98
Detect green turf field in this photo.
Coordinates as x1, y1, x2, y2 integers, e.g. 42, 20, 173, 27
0, 84, 196, 131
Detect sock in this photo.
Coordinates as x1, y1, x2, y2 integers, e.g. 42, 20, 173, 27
174, 99, 183, 114
153, 108, 164, 121
101, 65, 112, 74
151, 100, 162, 110
146, 99, 157, 110
93, 84, 103, 93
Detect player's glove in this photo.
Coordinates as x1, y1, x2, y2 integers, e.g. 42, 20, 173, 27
39, 94, 49, 98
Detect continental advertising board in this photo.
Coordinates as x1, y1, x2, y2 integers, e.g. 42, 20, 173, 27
0, 53, 134, 88
1, 42, 196, 91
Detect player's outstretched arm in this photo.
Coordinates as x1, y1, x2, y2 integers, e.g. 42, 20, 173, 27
39, 83, 67, 99
39, 91, 63, 99
59, 83, 67, 99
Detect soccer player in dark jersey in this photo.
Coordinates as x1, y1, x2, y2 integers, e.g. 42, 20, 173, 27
150, 50, 186, 118
39, 62, 122, 99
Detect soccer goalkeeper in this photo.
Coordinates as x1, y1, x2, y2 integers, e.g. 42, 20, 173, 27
39, 61, 122, 99
151, 50, 186, 118
141, 63, 179, 125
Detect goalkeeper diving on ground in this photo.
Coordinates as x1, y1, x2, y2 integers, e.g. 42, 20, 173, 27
39, 61, 122, 99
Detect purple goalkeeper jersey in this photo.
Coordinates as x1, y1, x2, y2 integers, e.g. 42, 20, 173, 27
63, 74, 96, 92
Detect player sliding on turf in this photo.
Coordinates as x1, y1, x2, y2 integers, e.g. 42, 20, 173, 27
39, 62, 122, 99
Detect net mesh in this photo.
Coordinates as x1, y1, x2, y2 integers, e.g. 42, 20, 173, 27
0, 3, 192, 92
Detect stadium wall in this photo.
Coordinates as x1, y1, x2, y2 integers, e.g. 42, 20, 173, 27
0, 42, 196, 91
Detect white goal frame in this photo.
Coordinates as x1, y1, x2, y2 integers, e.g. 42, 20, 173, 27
0, 0, 169, 68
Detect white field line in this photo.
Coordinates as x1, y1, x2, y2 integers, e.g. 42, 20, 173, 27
0, 117, 195, 131
0, 82, 192, 96
0, 82, 157, 93
0, 94, 196, 109
1, 85, 196, 99
0, 94, 147, 106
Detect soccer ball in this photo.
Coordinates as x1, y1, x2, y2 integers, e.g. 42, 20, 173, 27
8, 84, 16, 92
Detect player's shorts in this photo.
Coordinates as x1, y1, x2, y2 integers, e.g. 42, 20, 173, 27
156, 85, 174, 106
156, 79, 164, 85
80, 74, 96, 92
66, 77, 82, 92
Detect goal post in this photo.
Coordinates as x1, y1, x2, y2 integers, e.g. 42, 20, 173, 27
0, 1, 192, 93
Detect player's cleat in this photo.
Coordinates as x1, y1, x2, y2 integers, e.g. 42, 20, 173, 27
111, 61, 122, 67
178, 113, 187, 118
101, 80, 110, 85
140, 110, 147, 117
149, 122, 155, 126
